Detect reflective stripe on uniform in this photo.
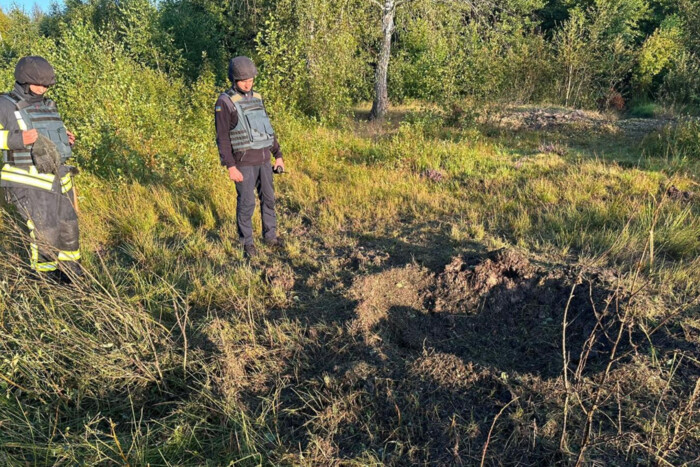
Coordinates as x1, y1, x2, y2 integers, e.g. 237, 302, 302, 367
60, 173, 73, 193
35, 261, 58, 272
27, 220, 58, 272
0, 130, 8, 150
58, 250, 81, 261
1, 164, 56, 190
14, 111, 27, 130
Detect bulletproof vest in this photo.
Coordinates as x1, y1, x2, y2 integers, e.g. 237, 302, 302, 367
1, 92, 72, 166
225, 89, 275, 152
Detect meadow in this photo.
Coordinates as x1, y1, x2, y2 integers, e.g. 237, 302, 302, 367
1, 99, 698, 464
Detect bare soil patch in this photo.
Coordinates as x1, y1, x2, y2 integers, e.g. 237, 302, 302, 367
492, 106, 672, 137
360, 249, 627, 378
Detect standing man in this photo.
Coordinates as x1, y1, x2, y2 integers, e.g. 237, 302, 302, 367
0, 56, 82, 282
215, 56, 284, 258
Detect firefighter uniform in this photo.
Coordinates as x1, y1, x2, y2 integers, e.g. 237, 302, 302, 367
0, 56, 81, 277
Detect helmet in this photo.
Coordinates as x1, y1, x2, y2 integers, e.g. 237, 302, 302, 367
14, 56, 56, 86
228, 56, 258, 82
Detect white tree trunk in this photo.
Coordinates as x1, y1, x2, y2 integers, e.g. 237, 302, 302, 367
370, 0, 396, 120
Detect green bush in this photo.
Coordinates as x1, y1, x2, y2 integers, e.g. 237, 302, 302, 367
627, 101, 662, 118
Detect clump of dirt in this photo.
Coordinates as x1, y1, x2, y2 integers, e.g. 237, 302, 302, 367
538, 141, 568, 156
433, 249, 537, 313
349, 246, 390, 269
617, 118, 673, 136
348, 264, 432, 336
263, 262, 295, 291
421, 169, 445, 182
667, 185, 695, 202
495, 108, 607, 131
409, 352, 485, 391
493, 106, 672, 137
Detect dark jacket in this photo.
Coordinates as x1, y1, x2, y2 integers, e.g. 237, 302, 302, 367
0, 83, 44, 152
214, 87, 282, 169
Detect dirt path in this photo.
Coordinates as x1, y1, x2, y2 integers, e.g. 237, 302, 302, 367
493, 106, 674, 137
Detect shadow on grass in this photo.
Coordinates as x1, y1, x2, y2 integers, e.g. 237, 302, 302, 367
228, 218, 700, 464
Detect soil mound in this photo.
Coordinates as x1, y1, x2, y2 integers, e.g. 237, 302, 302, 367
433, 248, 537, 313
353, 249, 628, 377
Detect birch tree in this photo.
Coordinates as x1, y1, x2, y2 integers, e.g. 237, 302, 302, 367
369, 0, 493, 120
369, 0, 403, 120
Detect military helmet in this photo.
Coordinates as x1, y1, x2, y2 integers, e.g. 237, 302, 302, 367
228, 56, 258, 82
15, 56, 56, 86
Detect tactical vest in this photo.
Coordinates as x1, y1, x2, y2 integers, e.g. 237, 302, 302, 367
1, 92, 72, 166
225, 89, 276, 152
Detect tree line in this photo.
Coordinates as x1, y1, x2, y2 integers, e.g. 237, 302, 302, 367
2, 0, 699, 122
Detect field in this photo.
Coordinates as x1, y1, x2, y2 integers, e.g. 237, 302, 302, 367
1, 103, 699, 465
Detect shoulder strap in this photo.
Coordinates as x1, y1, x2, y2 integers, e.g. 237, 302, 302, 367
225, 88, 244, 104
1, 92, 23, 110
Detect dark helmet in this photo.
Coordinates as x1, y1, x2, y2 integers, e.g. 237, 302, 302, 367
228, 56, 258, 82
14, 56, 56, 86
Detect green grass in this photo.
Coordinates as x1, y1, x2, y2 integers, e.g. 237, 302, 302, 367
628, 102, 663, 119
1, 105, 698, 465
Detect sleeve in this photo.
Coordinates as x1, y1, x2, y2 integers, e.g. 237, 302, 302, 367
0, 101, 27, 151
270, 136, 282, 160
214, 94, 238, 169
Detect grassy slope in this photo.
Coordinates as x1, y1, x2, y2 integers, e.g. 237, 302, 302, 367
1, 104, 698, 465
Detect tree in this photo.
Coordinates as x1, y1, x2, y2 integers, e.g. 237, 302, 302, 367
370, 0, 401, 120
368, 0, 539, 119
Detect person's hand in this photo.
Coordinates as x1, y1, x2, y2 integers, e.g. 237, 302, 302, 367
273, 158, 285, 173
228, 166, 244, 182
22, 129, 38, 146
66, 130, 76, 146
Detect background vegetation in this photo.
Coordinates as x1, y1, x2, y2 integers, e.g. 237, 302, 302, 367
0, 0, 698, 465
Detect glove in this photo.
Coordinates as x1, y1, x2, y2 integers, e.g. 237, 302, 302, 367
31, 134, 61, 174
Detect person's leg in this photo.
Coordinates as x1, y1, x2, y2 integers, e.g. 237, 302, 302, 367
257, 162, 277, 241
57, 185, 81, 278
235, 166, 257, 246
6, 187, 60, 273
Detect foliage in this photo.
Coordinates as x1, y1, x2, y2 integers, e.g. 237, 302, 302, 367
256, 0, 372, 122
553, 0, 649, 108
635, 16, 683, 92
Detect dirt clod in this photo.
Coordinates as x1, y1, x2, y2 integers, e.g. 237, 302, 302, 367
667, 185, 695, 202
434, 249, 536, 313
421, 169, 445, 182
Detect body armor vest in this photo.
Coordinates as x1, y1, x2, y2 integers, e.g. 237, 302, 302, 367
225, 89, 275, 152
1, 92, 72, 166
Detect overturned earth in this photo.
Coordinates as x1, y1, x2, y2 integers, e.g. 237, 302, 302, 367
216, 248, 695, 464
351, 248, 629, 379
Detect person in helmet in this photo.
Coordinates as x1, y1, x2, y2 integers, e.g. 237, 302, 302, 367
0, 56, 82, 282
215, 56, 285, 258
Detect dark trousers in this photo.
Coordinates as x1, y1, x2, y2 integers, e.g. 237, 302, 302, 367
234, 163, 276, 245
5, 181, 80, 273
